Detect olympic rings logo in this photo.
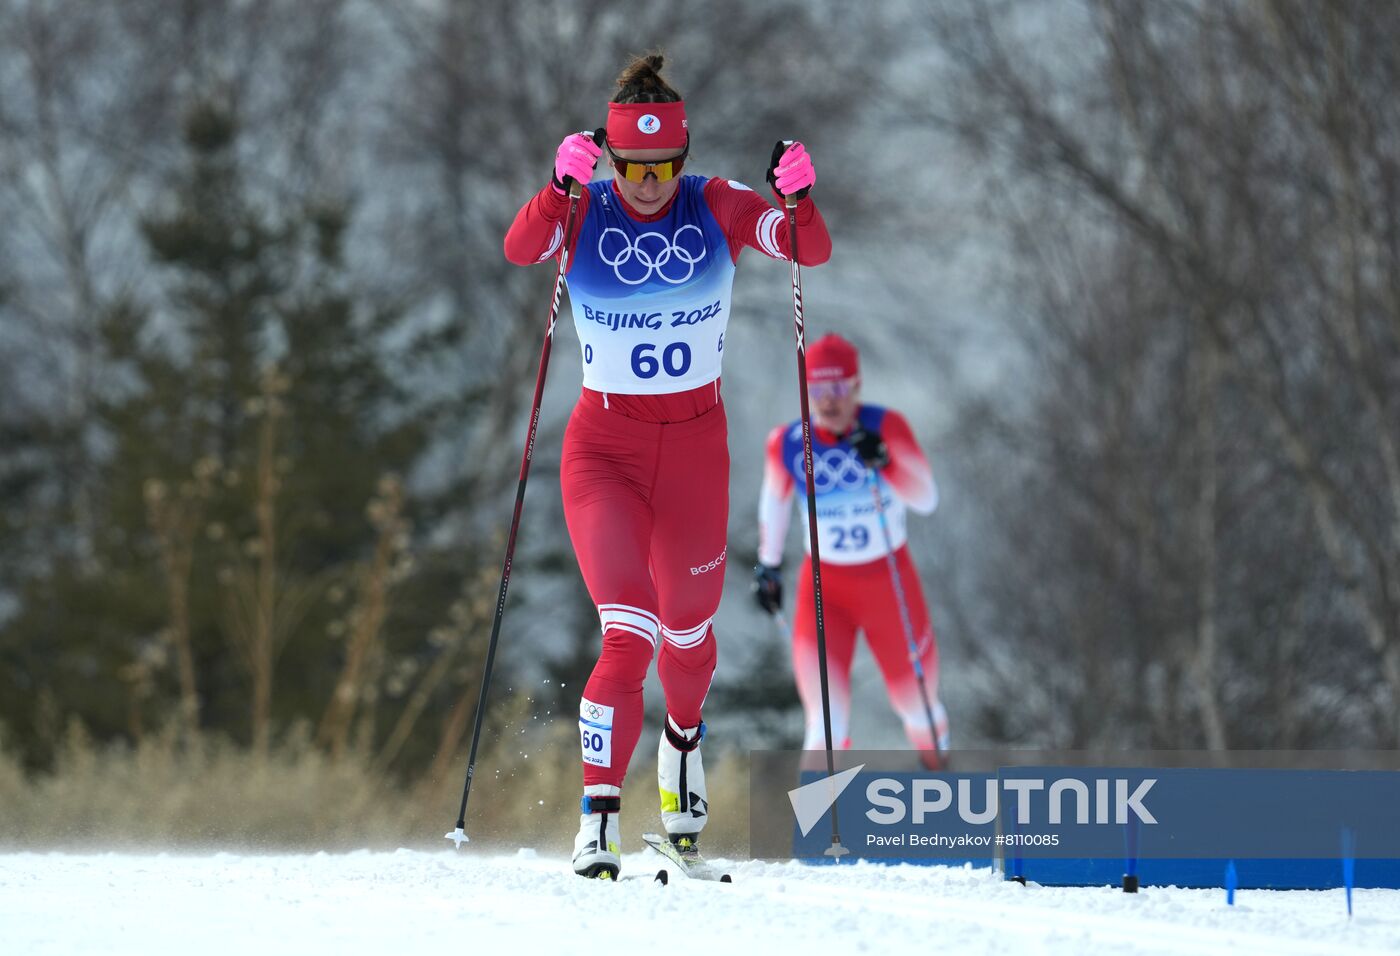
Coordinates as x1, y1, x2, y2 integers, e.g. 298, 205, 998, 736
584, 703, 604, 720
598, 224, 707, 286
797, 449, 868, 493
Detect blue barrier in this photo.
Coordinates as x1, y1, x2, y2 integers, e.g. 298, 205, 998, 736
995, 766, 1400, 889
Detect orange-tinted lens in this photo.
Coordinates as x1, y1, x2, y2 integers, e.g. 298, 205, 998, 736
620, 158, 680, 183
610, 142, 688, 184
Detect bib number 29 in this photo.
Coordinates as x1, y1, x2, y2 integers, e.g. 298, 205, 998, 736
631, 342, 692, 379
831, 525, 870, 551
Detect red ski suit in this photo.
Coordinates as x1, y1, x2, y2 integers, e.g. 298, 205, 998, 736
506, 175, 830, 787
758, 406, 949, 756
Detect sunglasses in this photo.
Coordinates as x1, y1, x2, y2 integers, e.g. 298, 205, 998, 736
608, 140, 689, 183
808, 378, 858, 401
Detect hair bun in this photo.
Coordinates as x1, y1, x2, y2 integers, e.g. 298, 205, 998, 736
613, 52, 681, 103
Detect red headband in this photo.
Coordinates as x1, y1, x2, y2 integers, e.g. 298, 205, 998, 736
606, 101, 688, 151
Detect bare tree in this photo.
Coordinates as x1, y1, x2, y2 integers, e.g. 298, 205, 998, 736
921, 0, 1400, 745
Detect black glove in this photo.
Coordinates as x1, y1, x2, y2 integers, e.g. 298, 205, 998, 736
847, 427, 890, 470
752, 563, 784, 614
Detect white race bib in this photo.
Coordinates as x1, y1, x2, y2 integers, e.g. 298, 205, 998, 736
579, 698, 615, 768
795, 448, 908, 565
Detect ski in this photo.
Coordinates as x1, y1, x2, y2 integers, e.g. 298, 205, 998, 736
578, 866, 668, 884
641, 832, 733, 883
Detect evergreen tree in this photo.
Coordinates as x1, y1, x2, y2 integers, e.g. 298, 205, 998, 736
0, 99, 433, 763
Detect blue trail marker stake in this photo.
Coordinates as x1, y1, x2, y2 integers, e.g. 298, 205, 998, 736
1122, 813, 1140, 893
1225, 860, 1237, 906
1341, 827, 1356, 918
1008, 793, 1026, 885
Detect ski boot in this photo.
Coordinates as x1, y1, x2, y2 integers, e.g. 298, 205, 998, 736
657, 716, 707, 860
572, 784, 622, 880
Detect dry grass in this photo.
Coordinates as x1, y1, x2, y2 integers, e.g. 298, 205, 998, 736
0, 706, 751, 859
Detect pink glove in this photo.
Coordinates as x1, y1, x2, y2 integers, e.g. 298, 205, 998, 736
767, 140, 816, 199
552, 131, 602, 194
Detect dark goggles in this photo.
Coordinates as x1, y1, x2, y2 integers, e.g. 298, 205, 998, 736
607, 140, 689, 183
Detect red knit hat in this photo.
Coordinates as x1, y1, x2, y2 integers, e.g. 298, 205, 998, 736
806, 333, 860, 382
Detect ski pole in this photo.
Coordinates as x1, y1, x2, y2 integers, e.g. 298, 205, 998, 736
446, 153, 594, 848
864, 468, 942, 760
783, 188, 846, 859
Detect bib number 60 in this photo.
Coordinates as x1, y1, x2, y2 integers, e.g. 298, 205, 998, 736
631, 342, 692, 379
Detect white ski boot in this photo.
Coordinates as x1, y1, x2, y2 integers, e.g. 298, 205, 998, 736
657, 716, 707, 856
572, 784, 622, 880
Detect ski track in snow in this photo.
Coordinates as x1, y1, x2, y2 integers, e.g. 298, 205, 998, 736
2, 849, 1398, 955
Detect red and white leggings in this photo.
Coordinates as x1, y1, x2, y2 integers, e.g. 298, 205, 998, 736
791, 547, 949, 756
561, 396, 727, 789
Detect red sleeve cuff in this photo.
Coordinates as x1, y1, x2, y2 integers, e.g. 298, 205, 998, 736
539, 183, 571, 213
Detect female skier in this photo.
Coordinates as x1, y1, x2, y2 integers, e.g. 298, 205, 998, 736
504, 53, 830, 878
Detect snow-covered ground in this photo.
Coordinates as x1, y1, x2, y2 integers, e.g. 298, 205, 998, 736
2, 849, 1396, 955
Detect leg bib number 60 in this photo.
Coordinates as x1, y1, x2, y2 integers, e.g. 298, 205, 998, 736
580, 725, 612, 767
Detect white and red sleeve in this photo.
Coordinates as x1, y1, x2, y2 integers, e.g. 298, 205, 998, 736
757, 424, 796, 566
503, 184, 592, 267
881, 410, 938, 515
702, 178, 832, 267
